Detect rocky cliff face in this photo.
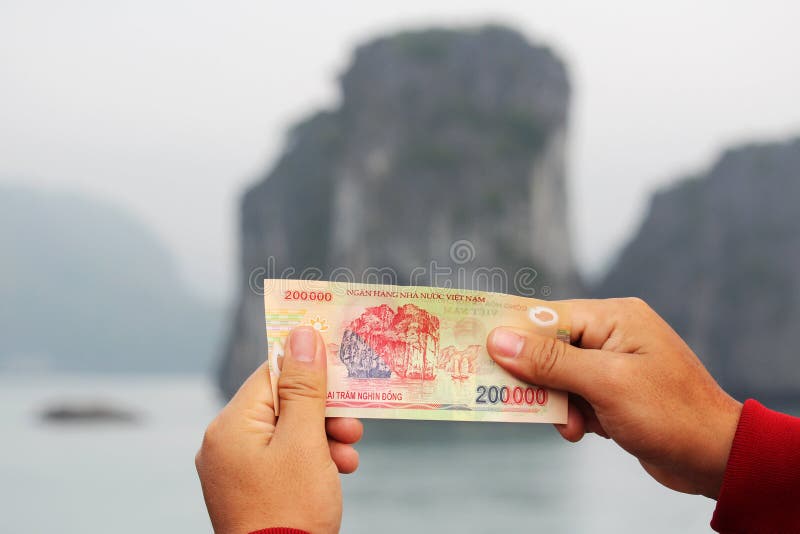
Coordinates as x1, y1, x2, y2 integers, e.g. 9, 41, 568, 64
597, 138, 800, 398
220, 26, 579, 398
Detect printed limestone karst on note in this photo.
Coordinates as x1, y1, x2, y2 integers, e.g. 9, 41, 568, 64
339, 304, 440, 380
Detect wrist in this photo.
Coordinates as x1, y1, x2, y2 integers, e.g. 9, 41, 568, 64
699, 395, 743, 499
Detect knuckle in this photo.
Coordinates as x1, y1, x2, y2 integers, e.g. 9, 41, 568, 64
624, 296, 650, 312
612, 297, 655, 323
278, 372, 324, 402
529, 337, 565, 379
199, 416, 223, 454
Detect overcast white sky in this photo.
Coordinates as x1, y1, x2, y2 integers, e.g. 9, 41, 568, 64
2, 1, 800, 302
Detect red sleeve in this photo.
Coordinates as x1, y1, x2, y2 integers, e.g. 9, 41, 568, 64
249, 529, 309, 534
711, 399, 800, 533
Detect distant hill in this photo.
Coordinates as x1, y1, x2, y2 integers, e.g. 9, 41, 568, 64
219, 26, 580, 398
0, 185, 223, 373
596, 137, 800, 399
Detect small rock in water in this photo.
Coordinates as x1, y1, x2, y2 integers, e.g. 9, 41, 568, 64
40, 401, 140, 424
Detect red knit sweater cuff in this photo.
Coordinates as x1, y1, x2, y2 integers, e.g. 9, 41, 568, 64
710, 399, 800, 533
248, 529, 310, 534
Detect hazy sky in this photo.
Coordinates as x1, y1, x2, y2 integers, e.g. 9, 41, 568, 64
3, 1, 800, 302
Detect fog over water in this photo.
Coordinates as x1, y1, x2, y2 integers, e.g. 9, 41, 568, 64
1, 375, 717, 533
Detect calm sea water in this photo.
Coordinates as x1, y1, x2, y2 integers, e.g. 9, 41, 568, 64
0, 374, 715, 533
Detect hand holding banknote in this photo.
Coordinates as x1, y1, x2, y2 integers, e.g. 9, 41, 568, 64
487, 297, 743, 499
196, 327, 362, 534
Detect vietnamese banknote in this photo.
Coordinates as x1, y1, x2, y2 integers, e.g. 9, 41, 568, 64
264, 279, 569, 424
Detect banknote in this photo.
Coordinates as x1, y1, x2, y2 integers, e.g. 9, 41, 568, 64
264, 279, 570, 424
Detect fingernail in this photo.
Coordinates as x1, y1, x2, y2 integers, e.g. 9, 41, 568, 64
492, 328, 524, 358
289, 326, 316, 362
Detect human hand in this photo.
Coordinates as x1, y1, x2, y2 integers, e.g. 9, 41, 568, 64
486, 298, 742, 499
196, 326, 363, 533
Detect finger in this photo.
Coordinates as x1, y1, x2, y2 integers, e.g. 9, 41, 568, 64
274, 326, 327, 442
571, 395, 609, 438
581, 408, 609, 437
553, 401, 586, 442
562, 299, 618, 349
224, 361, 276, 424
486, 327, 621, 403
566, 297, 665, 353
590, 422, 609, 438
326, 417, 364, 445
329, 440, 360, 474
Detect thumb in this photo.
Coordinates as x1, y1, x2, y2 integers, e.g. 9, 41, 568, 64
275, 326, 328, 441
486, 326, 615, 403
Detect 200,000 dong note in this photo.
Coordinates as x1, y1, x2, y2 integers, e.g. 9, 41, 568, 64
264, 279, 570, 424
